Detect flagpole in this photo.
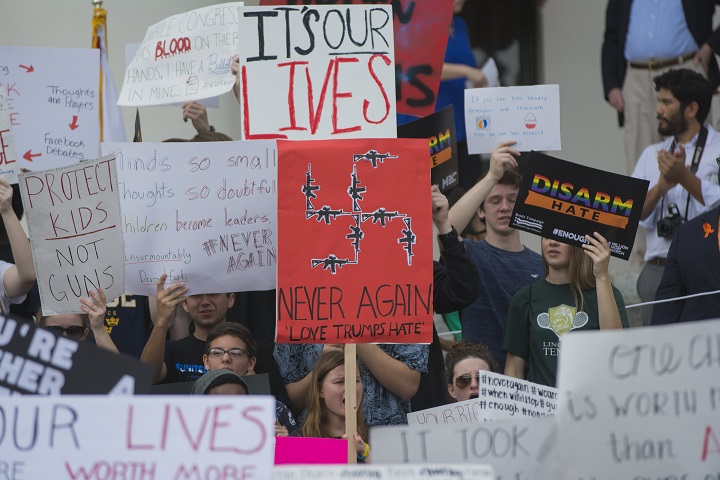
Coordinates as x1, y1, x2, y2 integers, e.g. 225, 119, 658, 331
92, 0, 106, 141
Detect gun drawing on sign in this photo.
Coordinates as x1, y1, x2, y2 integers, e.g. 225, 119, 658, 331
348, 165, 366, 211
306, 206, 346, 224
361, 208, 401, 227
311, 254, 350, 274
397, 218, 416, 266
352, 150, 398, 168
346, 217, 364, 254
302, 164, 320, 209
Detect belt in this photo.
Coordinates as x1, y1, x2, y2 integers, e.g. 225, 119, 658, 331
647, 257, 667, 267
629, 53, 695, 71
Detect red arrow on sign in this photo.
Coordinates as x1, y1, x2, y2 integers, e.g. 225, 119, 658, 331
19, 65, 34, 73
23, 150, 41, 161
69, 115, 79, 130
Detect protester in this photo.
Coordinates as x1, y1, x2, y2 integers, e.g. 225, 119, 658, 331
445, 342, 497, 403
503, 234, 628, 387
191, 368, 249, 395
300, 350, 370, 463
37, 288, 118, 353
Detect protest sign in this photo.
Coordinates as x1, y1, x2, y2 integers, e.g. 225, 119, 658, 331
124, 42, 221, 108
408, 371, 558, 426
0, 314, 152, 395
259, 0, 454, 118
371, 417, 553, 480
0, 47, 100, 171
0, 395, 275, 479
539, 319, 720, 479
238, 5, 397, 140
398, 105, 459, 192
0, 93, 19, 183
275, 437, 348, 465
274, 465, 495, 480
118, 3, 242, 106
510, 151, 649, 260
19, 155, 124, 315
101, 141, 277, 296
276, 138, 432, 344
464, 85, 561, 154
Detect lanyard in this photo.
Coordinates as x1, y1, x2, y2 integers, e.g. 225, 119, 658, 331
662, 126, 708, 222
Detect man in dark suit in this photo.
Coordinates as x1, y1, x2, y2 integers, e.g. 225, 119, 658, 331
602, 0, 720, 174
652, 205, 720, 324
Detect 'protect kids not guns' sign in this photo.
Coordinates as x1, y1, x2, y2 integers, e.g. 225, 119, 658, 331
510, 152, 649, 260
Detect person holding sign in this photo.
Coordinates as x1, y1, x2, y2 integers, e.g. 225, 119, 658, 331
632, 69, 720, 326
0, 178, 35, 315
301, 350, 370, 463
37, 288, 118, 353
445, 342, 497, 403
503, 234, 628, 387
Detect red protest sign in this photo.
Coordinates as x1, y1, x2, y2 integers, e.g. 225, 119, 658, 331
276, 138, 433, 344
259, 0, 454, 118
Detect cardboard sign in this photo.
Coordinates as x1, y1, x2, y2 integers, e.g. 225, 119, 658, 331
464, 85, 561, 154
274, 465, 495, 479
238, 5, 397, 140
118, 3, 243, 106
0, 47, 100, 171
540, 319, 720, 479
101, 141, 277, 296
276, 138, 432, 344
0, 93, 19, 183
1, 395, 275, 478
398, 105, 459, 192
19, 155, 125, 315
0, 314, 152, 395
259, 0, 454, 118
408, 371, 558, 426
371, 417, 553, 480
510, 151, 649, 260
275, 437, 348, 465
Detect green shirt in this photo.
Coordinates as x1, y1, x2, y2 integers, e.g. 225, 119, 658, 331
503, 279, 628, 387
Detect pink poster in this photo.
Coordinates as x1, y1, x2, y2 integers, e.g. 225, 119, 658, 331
274, 437, 349, 465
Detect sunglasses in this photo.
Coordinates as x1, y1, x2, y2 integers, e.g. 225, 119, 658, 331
44, 325, 86, 340
454, 373, 480, 390
206, 347, 250, 359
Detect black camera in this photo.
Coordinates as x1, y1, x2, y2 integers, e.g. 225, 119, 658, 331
656, 203, 683, 238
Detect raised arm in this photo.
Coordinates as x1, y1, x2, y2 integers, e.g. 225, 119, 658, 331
448, 141, 519, 232
140, 274, 188, 383
81, 288, 118, 354
583, 232, 623, 330
0, 180, 35, 299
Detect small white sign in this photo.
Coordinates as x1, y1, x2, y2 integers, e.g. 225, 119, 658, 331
464, 84, 561, 154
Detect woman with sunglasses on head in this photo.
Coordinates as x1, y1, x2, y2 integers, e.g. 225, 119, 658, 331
36, 288, 118, 353
503, 233, 628, 388
301, 349, 371, 463
445, 342, 498, 402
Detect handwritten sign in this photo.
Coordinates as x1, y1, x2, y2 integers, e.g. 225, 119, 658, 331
371, 417, 554, 480
275, 437, 348, 465
259, 0, 454, 118
19, 155, 124, 315
540, 319, 720, 479
398, 105, 459, 192
0, 395, 275, 479
0, 93, 19, 183
0, 46, 100, 171
118, 3, 243, 106
273, 465, 495, 480
464, 85, 561, 154
101, 141, 277, 296
408, 371, 558, 426
0, 314, 152, 395
239, 5, 396, 140
511, 151, 649, 260
276, 138, 432, 344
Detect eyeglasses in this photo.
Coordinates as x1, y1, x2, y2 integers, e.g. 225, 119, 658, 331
206, 347, 250, 359
44, 325, 85, 340
454, 373, 480, 390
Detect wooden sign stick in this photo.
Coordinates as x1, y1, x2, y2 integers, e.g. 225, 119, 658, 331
344, 343, 358, 464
